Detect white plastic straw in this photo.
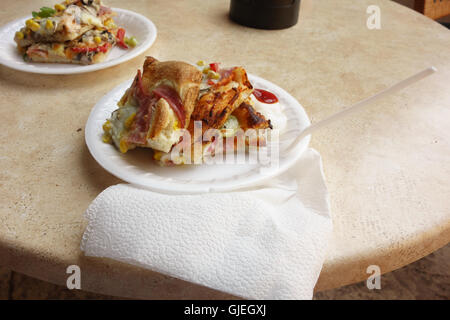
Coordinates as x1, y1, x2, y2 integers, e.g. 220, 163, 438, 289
281, 66, 437, 153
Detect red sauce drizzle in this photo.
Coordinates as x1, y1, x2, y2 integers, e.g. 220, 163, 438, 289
253, 89, 278, 104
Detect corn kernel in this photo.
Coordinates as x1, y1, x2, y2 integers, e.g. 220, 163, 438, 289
104, 18, 116, 29
124, 113, 136, 129
153, 151, 163, 161
45, 19, 54, 30
102, 120, 111, 132
65, 0, 71, 4
55, 4, 66, 11
15, 31, 24, 40
119, 139, 128, 153
94, 36, 102, 44
202, 67, 210, 74
197, 60, 205, 66
208, 70, 220, 79
102, 133, 112, 144
26, 19, 41, 32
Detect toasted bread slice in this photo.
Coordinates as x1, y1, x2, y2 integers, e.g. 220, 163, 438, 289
104, 57, 202, 153
141, 57, 203, 128
191, 67, 253, 129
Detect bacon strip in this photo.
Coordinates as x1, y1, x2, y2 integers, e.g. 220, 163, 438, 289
127, 96, 157, 145
135, 70, 150, 100
153, 85, 185, 128
98, 6, 112, 16
126, 71, 186, 144
127, 70, 155, 145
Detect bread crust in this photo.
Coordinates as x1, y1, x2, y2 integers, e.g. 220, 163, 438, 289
141, 56, 202, 129
26, 46, 108, 65
115, 57, 202, 153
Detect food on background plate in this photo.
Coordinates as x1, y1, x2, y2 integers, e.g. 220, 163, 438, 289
24, 28, 116, 65
102, 57, 284, 166
14, 0, 138, 65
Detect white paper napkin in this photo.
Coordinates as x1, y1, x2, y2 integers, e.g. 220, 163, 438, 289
81, 148, 332, 300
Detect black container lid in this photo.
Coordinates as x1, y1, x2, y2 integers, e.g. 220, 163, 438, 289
230, 0, 300, 30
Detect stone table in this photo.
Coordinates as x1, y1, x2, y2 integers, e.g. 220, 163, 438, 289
0, 0, 449, 298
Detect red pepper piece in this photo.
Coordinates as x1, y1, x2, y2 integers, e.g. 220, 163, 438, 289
209, 62, 219, 72
116, 28, 128, 49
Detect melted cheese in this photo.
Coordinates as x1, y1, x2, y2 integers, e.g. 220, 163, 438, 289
109, 104, 138, 149
144, 102, 183, 153
80, 12, 103, 28
109, 99, 183, 154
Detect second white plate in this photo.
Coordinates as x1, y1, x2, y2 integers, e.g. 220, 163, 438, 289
85, 74, 311, 194
0, 8, 157, 75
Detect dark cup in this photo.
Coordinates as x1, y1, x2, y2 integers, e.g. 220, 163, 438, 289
230, 0, 301, 30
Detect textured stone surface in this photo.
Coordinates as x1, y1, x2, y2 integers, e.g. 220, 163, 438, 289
1, 244, 448, 299
0, 0, 449, 298
315, 244, 450, 299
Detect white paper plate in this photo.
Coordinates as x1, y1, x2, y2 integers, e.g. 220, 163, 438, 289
0, 8, 156, 75
85, 74, 311, 194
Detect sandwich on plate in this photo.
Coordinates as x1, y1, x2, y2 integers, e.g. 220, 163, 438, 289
102, 57, 285, 166
14, 0, 137, 65
103, 57, 202, 154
